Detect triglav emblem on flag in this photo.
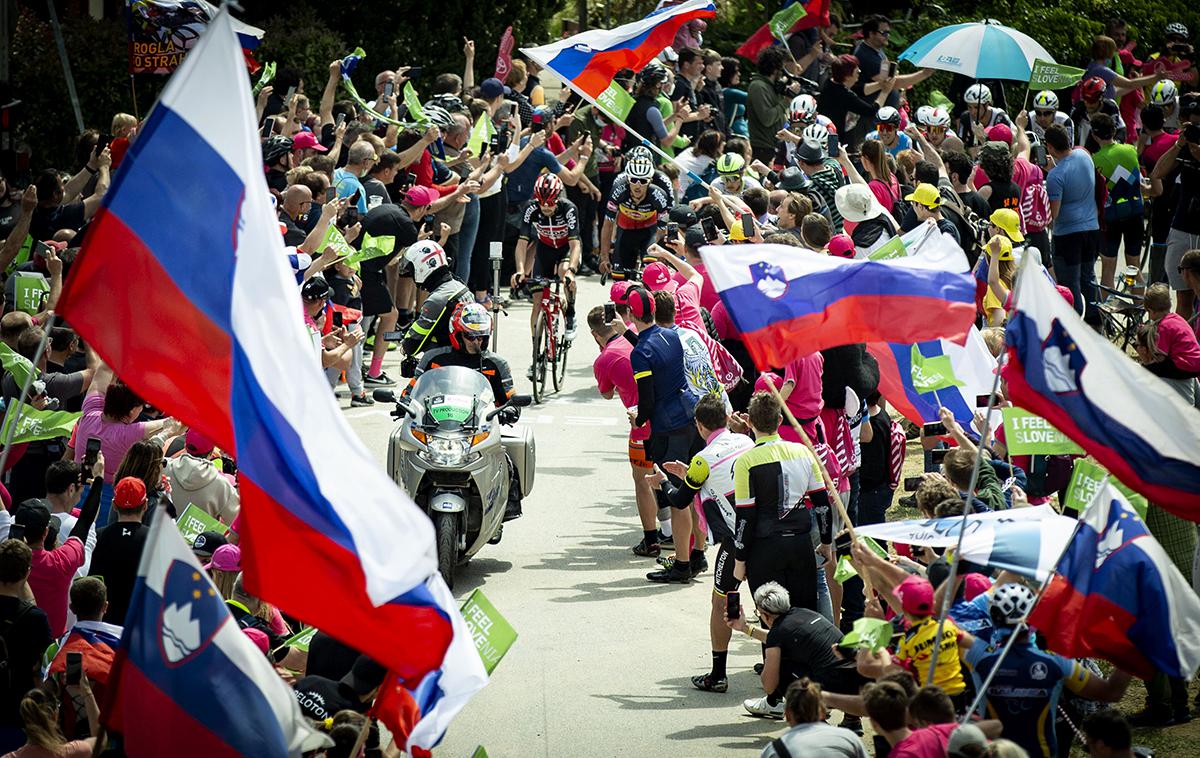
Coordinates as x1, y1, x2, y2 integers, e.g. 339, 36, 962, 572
1041, 320, 1083, 395
750, 261, 788, 300
160, 560, 224, 665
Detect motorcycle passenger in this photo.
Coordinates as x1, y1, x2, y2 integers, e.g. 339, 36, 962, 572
400, 240, 473, 376
600, 153, 673, 278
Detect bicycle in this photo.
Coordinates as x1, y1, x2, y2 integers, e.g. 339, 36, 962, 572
1097, 266, 1145, 354
528, 276, 571, 403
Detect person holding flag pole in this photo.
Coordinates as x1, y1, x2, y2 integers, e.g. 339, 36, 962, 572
0, 327, 55, 475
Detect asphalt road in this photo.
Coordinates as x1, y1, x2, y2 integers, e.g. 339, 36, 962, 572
343, 274, 797, 757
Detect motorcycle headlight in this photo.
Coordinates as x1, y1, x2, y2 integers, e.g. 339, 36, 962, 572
419, 436, 477, 466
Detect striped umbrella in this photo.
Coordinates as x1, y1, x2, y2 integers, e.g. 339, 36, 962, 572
898, 19, 1054, 81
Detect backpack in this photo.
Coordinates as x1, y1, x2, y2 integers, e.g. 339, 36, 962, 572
0, 601, 35, 692
1020, 179, 1052, 233
938, 187, 989, 263
887, 420, 907, 491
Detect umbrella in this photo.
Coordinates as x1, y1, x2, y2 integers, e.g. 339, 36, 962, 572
898, 19, 1054, 81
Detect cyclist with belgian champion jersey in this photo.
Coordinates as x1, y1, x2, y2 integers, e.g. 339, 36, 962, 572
600, 152, 672, 277
647, 394, 754, 693
513, 174, 581, 345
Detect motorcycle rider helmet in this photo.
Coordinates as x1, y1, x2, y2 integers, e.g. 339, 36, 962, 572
301, 275, 332, 302
715, 152, 746, 176
533, 173, 563, 205
262, 135, 294, 165
1032, 90, 1059, 112
789, 94, 818, 123
964, 83, 993, 105
876, 106, 901, 127
990, 583, 1036, 627
915, 105, 934, 126
926, 107, 951, 127
1151, 80, 1179, 106
1080, 76, 1107, 103
449, 302, 492, 350
404, 240, 449, 285
625, 154, 656, 181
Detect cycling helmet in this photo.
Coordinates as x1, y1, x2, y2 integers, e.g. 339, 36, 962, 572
715, 152, 746, 176
1166, 22, 1190, 40
449, 302, 492, 350
800, 123, 829, 148
915, 105, 935, 126
533, 173, 563, 205
427, 93, 468, 115
262, 135, 294, 165
1080, 76, 1106, 103
635, 64, 670, 90
926, 107, 951, 127
964, 83, 993, 105
1151, 80, 1179, 106
404, 240, 449, 284
876, 106, 901, 127
990, 583, 1036, 627
625, 154, 655, 180
422, 104, 454, 129
626, 144, 654, 164
301, 275, 332, 302
1032, 90, 1059, 111
789, 94, 818, 123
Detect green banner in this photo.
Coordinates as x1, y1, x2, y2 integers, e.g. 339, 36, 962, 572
1001, 407, 1084, 456
466, 112, 495, 158
839, 617, 893, 652
321, 224, 356, 259
769, 2, 807, 41
1062, 459, 1148, 518
176, 504, 224, 546
340, 232, 396, 268
833, 554, 858, 584
595, 81, 635, 122
12, 272, 49, 316
280, 626, 318, 653
403, 81, 428, 125
910, 344, 963, 394
0, 403, 80, 444
252, 60, 276, 98
1029, 58, 1086, 89
5, 236, 32, 276
471, 748, 489, 758
0, 343, 37, 388
340, 73, 414, 128
860, 535, 888, 560
868, 236, 906, 261
460, 588, 517, 674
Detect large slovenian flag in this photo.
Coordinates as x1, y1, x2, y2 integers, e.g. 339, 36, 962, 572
59, 7, 479, 706
1003, 261, 1200, 514
700, 243, 975, 370
866, 327, 997, 430
1028, 484, 1200, 679
521, 0, 717, 99
103, 509, 329, 756
737, 0, 832, 63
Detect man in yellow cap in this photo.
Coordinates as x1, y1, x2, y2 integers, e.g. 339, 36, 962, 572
903, 183, 960, 244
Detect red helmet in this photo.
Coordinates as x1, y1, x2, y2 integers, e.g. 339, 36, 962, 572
1080, 76, 1106, 102
448, 302, 492, 350
533, 173, 563, 205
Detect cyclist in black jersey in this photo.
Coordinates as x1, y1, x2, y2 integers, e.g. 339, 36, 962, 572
512, 173, 580, 351
599, 149, 672, 278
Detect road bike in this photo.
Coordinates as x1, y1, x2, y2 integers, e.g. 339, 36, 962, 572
528, 276, 571, 403
1097, 266, 1145, 354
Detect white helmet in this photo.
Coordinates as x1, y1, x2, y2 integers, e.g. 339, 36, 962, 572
991, 583, 1036, 626
625, 154, 656, 180
1032, 90, 1059, 111
915, 105, 935, 126
964, 83, 993, 105
926, 107, 951, 127
789, 94, 818, 122
404, 240, 449, 284
801, 123, 829, 148
1151, 80, 1179, 106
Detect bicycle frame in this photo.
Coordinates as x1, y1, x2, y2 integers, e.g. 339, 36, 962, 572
535, 281, 565, 362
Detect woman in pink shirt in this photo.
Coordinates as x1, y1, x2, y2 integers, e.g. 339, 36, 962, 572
1137, 283, 1200, 405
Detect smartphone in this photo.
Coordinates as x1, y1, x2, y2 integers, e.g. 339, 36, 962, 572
975, 394, 997, 406
421, 213, 437, 236
930, 449, 949, 466
383, 81, 395, 99
903, 475, 924, 492
381, 331, 405, 341
332, 311, 344, 328
700, 215, 718, 243
284, 85, 296, 106
31, 240, 51, 260
94, 133, 113, 156
887, 62, 897, 78
603, 302, 617, 322
740, 212, 754, 238
726, 590, 741, 620
826, 131, 839, 156
84, 437, 101, 472
65, 651, 82, 686
260, 118, 274, 139
349, 189, 362, 206
666, 222, 679, 243
325, 186, 336, 203
335, 112, 347, 128
407, 67, 423, 81
923, 422, 948, 437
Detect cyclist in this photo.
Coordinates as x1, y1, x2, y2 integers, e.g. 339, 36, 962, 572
865, 106, 911, 157
917, 106, 963, 152
1150, 79, 1181, 131
958, 84, 1012, 152
1071, 76, 1125, 151
1028, 90, 1075, 145
400, 240, 473, 376
645, 393, 753, 692
600, 153, 673, 278
711, 152, 763, 195
512, 174, 581, 355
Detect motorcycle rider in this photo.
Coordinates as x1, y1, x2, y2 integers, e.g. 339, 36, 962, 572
400, 240, 474, 376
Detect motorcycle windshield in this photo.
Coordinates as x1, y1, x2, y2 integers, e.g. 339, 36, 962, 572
409, 366, 494, 431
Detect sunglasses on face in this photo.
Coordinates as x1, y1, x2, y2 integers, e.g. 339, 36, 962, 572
1035, 110, 1054, 117
628, 177, 650, 185
876, 124, 896, 132
928, 126, 946, 135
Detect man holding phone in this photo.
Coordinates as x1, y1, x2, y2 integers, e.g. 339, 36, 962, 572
332, 141, 377, 216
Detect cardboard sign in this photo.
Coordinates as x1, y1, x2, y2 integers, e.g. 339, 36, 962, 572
596, 81, 635, 122
1001, 407, 1084, 456
280, 626, 318, 653
460, 589, 517, 674
0, 403, 80, 444
12, 272, 49, 315
839, 617, 893, 652
910, 344, 964, 393
1029, 58, 1086, 89
1063, 459, 1147, 519
868, 236, 907, 261
176, 504, 224, 547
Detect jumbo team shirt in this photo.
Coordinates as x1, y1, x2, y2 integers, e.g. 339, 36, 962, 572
732, 434, 824, 561
895, 615, 966, 695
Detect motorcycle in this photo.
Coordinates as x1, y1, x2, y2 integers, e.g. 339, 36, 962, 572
374, 366, 535, 588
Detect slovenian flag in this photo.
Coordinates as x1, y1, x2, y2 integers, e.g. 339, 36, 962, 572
699, 243, 976, 370
522, 0, 717, 99
1004, 261, 1200, 513
737, 0, 832, 62
59, 7, 480, 707
1029, 485, 1200, 679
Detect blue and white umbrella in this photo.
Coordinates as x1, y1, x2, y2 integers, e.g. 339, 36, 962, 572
898, 19, 1053, 81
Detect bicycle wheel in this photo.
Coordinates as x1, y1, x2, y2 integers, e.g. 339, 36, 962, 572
552, 307, 569, 391
532, 312, 549, 403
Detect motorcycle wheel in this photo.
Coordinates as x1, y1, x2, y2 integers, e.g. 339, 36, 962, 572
532, 312, 549, 404
433, 511, 458, 589
552, 313, 569, 391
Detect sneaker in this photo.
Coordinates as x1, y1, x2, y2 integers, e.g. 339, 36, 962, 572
363, 371, 396, 387
646, 564, 691, 584
743, 696, 784, 719
753, 663, 764, 675
656, 554, 676, 568
691, 673, 728, 693
564, 315, 577, 340
632, 539, 661, 557
350, 394, 374, 407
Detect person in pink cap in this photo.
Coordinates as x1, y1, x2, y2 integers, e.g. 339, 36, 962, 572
203, 544, 242, 598
164, 429, 240, 524
290, 130, 328, 163
827, 233, 856, 259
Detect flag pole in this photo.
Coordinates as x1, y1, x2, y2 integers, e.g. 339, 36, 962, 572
0, 327, 53, 477
923, 248, 1037, 685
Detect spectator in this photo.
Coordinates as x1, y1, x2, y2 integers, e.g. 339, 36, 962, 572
112, 439, 174, 525
164, 430, 240, 524
1090, 113, 1145, 289
1, 686, 97, 757
43, 462, 97, 576
1149, 122, 1200, 318
1085, 36, 1162, 103
1044, 124, 1100, 321
819, 55, 894, 151
759, 679, 866, 757
903, 184, 961, 244
332, 141, 376, 216
46, 577, 121, 740
747, 47, 796, 164
0, 540, 53, 752
278, 184, 313, 246
292, 655, 387, 722
851, 16, 930, 114
87, 477, 151, 626
862, 681, 960, 757
938, 408, 1006, 511
857, 392, 897, 526
1082, 709, 1138, 758
1136, 283, 1200, 403
204, 544, 241, 600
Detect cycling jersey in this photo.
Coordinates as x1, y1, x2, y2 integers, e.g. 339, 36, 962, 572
1027, 110, 1075, 145
864, 130, 913, 157
733, 434, 823, 560
606, 174, 672, 231
661, 428, 753, 539
957, 107, 1013, 148
519, 198, 580, 250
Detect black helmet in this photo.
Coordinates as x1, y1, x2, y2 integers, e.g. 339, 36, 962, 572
635, 64, 670, 90
262, 135, 294, 165
301, 275, 332, 301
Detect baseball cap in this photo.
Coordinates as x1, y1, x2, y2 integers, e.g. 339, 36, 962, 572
947, 723, 989, 757
827, 233, 856, 259
625, 285, 655, 322
835, 184, 884, 223
1055, 284, 1075, 307
668, 205, 698, 228
480, 78, 511, 100
192, 530, 228, 559
754, 372, 784, 394
203, 543, 242, 572
985, 124, 1013, 145
777, 166, 810, 191
641, 262, 678, 293
989, 207, 1024, 242
684, 223, 708, 251
609, 280, 632, 305
185, 429, 215, 456
404, 186, 439, 208
1118, 48, 1143, 70
113, 477, 148, 511
963, 573, 992, 602
896, 574, 934, 616
290, 131, 328, 153
340, 655, 388, 697
904, 183, 942, 209
242, 628, 270, 656
13, 499, 52, 539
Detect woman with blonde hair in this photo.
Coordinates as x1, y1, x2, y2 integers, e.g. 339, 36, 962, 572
1, 684, 98, 757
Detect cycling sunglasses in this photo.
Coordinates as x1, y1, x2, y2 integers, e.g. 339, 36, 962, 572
628, 177, 650, 185
1034, 109, 1055, 116
875, 123, 896, 132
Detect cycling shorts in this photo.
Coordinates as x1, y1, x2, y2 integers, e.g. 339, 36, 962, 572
613, 226, 656, 272
531, 240, 569, 279
713, 540, 740, 596
628, 438, 652, 469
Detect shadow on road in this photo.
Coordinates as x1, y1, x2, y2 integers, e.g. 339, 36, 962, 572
453, 557, 515, 597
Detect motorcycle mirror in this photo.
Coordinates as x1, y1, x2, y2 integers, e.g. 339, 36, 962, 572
510, 394, 533, 408
372, 388, 397, 403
